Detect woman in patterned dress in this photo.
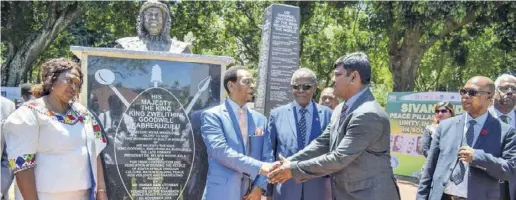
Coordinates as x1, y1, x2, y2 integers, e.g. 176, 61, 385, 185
3, 58, 108, 200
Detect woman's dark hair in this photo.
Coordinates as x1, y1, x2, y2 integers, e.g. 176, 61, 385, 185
32, 58, 83, 98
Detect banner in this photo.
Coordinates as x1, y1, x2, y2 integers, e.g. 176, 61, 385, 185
387, 92, 463, 177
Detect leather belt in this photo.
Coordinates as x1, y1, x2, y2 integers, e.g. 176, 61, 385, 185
443, 193, 466, 200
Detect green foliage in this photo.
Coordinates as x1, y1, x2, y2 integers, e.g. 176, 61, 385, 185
2, 1, 514, 101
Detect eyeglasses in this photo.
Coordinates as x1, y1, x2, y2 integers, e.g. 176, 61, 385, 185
498, 86, 516, 93
239, 78, 254, 86
435, 109, 449, 114
459, 89, 490, 96
292, 84, 314, 91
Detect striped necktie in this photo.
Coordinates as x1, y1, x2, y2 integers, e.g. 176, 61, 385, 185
298, 108, 308, 146
339, 104, 349, 126
500, 115, 509, 124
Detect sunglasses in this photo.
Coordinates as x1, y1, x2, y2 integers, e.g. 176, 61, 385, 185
435, 109, 449, 114
292, 84, 314, 91
498, 86, 516, 93
239, 78, 254, 86
459, 89, 490, 97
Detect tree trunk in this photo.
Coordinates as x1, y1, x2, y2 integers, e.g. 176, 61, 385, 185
388, 28, 426, 91
1, 2, 85, 86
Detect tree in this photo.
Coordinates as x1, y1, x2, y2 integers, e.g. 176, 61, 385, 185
367, 1, 508, 91
1, 1, 86, 86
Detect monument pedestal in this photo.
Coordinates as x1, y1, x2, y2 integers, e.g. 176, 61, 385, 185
71, 46, 233, 200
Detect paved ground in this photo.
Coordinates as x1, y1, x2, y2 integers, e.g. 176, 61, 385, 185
398, 180, 418, 200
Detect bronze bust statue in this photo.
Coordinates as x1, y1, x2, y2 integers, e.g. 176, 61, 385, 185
115, 0, 191, 53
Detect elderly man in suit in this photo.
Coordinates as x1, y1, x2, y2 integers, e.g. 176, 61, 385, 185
201, 65, 275, 200
417, 76, 516, 200
268, 52, 400, 200
267, 68, 332, 200
1, 96, 15, 200
488, 74, 516, 200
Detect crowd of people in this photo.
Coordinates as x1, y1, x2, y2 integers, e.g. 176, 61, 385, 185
0, 51, 515, 200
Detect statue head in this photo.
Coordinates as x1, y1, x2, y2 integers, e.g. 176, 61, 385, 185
137, 0, 171, 42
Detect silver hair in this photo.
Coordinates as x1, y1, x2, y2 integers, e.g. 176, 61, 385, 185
494, 74, 516, 89
291, 68, 317, 85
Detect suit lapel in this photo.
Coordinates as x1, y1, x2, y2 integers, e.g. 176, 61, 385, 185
287, 103, 298, 141
474, 113, 496, 149
308, 104, 322, 143
245, 110, 256, 154
330, 103, 343, 150
222, 101, 246, 153
454, 115, 465, 149
331, 89, 374, 149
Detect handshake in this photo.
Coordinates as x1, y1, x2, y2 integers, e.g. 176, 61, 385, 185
259, 155, 292, 184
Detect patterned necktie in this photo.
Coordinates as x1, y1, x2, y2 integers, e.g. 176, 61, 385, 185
339, 104, 349, 126
500, 115, 509, 124
238, 108, 247, 144
298, 108, 308, 146
450, 120, 476, 185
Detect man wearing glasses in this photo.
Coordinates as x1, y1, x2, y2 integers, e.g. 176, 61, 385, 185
267, 52, 400, 200
417, 76, 516, 200
489, 74, 516, 200
266, 68, 332, 200
200, 66, 274, 200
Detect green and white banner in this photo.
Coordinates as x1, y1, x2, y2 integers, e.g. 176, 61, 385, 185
387, 92, 464, 177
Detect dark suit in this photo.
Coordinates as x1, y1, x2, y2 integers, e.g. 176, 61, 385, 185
489, 107, 516, 200
287, 88, 399, 200
268, 101, 332, 200
417, 112, 516, 200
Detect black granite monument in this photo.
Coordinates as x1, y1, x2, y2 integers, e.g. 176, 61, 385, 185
71, 46, 232, 200
255, 4, 301, 117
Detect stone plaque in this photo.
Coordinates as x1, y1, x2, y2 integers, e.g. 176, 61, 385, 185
255, 4, 300, 116
71, 47, 232, 200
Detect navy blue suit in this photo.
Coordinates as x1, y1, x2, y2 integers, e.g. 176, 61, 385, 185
417, 112, 516, 200
267, 101, 332, 200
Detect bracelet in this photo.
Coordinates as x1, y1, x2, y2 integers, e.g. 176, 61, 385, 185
97, 189, 106, 192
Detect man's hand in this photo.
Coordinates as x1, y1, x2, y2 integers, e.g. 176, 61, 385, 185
268, 155, 292, 184
459, 146, 474, 163
260, 161, 281, 175
243, 187, 262, 200
96, 191, 108, 200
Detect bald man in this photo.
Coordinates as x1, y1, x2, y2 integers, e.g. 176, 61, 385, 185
318, 87, 338, 110
417, 76, 516, 200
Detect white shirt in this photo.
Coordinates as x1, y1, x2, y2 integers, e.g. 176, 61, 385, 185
3, 100, 107, 193
227, 98, 249, 144
444, 112, 488, 198
493, 107, 516, 127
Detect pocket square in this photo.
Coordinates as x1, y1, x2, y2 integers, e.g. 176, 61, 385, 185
255, 127, 263, 136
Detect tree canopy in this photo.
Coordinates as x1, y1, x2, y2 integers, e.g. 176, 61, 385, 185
1, 1, 515, 106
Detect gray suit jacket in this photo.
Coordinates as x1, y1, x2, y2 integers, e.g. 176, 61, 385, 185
287, 88, 400, 200
417, 112, 516, 200
488, 106, 516, 200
